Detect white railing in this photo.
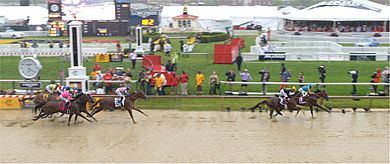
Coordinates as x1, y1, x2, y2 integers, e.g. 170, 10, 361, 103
272, 33, 390, 43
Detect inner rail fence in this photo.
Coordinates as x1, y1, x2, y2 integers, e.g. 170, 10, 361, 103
0, 79, 388, 97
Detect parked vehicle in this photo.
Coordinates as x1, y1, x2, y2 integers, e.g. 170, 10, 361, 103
0, 29, 25, 39
354, 38, 380, 47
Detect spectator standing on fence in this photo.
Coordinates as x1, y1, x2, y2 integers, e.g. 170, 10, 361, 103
382, 67, 389, 95
209, 71, 219, 95
93, 63, 102, 72
180, 71, 189, 96
170, 72, 180, 95
195, 71, 205, 95
225, 69, 235, 91
239, 69, 252, 94
370, 68, 381, 93
349, 69, 358, 95
298, 72, 304, 88
235, 55, 243, 71
280, 69, 291, 89
259, 68, 270, 95
103, 70, 113, 94
129, 51, 137, 69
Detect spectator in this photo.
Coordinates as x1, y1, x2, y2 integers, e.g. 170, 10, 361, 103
103, 70, 113, 94
170, 52, 179, 71
298, 72, 304, 88
170, 72, 180, 95
318, 65, 326, 89
138, 70, 146, 93
49, 41, 54, 48
59, 41, 64, 48
164, 42, 172, 56
90, 69, 97, 80
259, 68, 270, 95
129, 51, 137, 69
280, 63, 286, 76
195, 71, 205, 95
180, 71, 189, 96
160, 72, 167, 95
225, 69, 235, 91
154, 73, 164, 95
348, 69, 358, 95
235, 55, 243, 71
149, 38, 155, 54
239, 69, 252, 93
370, 68, 381, 93
159, 39, 164, 52
165, 60, 174, 72
93, 63, 102, 72
116, 43, 122, 53
95, 70, 103, 88
179, 40, 184, 53
209, 71, 219, 95
146, 71, 153, 95
280, 69, 291, 89
20, 41, 26, 48
382, 67, 389, 95
196, 33, 202, 44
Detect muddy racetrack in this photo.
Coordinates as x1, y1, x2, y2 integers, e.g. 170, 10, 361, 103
0, 109, 389, 163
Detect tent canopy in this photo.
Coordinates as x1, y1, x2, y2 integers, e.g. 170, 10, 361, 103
283, 0, 390, 21
0, 6, 48, 25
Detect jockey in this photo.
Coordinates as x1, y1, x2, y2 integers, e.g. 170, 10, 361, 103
59, 89, 74, 112
115, 85, 131, 106
299, 84, 313, 97
279, 86, 296, 105
45, 83, 62, 94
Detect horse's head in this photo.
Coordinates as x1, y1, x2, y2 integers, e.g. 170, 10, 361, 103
316, 90, 329, 101
133, 90, 148, 100
75, 92, 95, 103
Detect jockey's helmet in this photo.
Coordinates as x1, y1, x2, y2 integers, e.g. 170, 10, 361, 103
308, 84, 314, 88
292, 86, 296, 92
126, 85, 131, 90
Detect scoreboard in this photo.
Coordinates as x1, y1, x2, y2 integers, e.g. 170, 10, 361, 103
130, 10, 159, 26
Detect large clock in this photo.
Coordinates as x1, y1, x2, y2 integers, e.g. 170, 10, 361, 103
50, 4, 60, 12
18, 57, 42, 79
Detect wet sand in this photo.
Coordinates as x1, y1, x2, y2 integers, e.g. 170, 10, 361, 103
0, 109, 389, 163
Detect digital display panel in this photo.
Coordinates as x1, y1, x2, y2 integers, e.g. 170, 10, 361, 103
61, 0, 115, 20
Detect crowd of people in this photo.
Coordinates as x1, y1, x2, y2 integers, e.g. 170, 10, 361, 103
285, 23, 387, 33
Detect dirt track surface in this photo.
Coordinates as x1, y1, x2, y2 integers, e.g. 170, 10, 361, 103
0, 109, 389, 163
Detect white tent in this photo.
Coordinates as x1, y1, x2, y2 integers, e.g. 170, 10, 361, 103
161, 6, 281, 31
283, 0, 390, 21
0, 6, 48, 25
278, 6, 299, 15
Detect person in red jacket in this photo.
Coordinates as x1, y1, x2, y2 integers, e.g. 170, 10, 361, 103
103, 70, 113, 94
370, 68, 381, 93
180, 71, 189, 96
93, 63, 102, 71
170, 72, 180, 95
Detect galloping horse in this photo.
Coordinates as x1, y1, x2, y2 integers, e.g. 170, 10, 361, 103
248, 96, 284, 119
288, 90, 331, 118
33, 93, 95, 126
32, 92, 60, 115
90, 91, 148, 124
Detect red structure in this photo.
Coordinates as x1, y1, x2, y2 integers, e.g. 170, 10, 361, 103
142, 55, 176, 86
214, 38, 245, 64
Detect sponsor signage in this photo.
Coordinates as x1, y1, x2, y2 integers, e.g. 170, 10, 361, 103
110, 54, 123, 62
258, 55, 286, 61
130, 10, 159, 26
19, 82, 42, 89
350, 55, 376, 61
309, 0, 381, 12
0, 98, 21, 109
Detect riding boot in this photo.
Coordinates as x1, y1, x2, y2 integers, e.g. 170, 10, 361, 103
65, 101, 70, 114
279, 97, 284, 105
121, 96, 125, 107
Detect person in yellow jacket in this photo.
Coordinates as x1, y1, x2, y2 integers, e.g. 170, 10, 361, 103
195, 71, 205, 95
154, 73, 164, 95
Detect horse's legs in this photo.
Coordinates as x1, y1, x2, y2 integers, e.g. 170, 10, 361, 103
310, 106, 314, 118
126, 108, 136, 124
68, 113, 73, 126
83, 111, 98, 121
314, 103, 330, 113
91, 107, 103, 116
269, 109, 274, 119
74, 113, 78, 125
76, 113, 92, 123
295, 106, 302, 117
133, 107, 148, 117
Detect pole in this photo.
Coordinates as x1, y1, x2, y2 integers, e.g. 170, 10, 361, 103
128, 2, 132, 51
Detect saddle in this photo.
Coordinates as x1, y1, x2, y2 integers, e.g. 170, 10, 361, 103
299, 96, 306, 105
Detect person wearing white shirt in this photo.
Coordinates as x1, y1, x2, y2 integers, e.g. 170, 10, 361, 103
129, 51, 137, 69
164, 43, 172, 56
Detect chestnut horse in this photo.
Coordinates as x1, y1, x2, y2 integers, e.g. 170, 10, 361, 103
31, 92, 60, 115
90, 91, 148, 124
287, 90, 331, 118
248, 96, 284, 119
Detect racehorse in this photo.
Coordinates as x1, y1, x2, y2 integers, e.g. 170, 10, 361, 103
31, 92, 60, 115
288, 90, 331, 118
33, 93, 95, 126
90, 91, 148, 124
247, 96, 284, 119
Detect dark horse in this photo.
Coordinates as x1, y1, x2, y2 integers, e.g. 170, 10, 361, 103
90, 91, 148, 124
33, 93, 95, 126
248, 96, 284, 119
287, 90, 331, 118
32, 92, 60, 115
